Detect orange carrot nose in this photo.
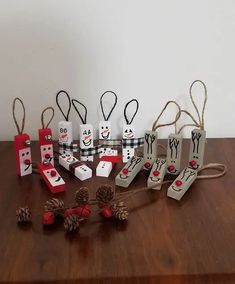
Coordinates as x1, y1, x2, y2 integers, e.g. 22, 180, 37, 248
84, 134, 92, 140
102, 129, 109, 134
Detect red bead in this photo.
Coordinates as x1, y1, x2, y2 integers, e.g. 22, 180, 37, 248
45, 153, 51, 159
50, 170, 57, 177
145, 162, 151, 168
122, 168, 129, 175
75, 205, 91, 218
42, 211, 55, 225
101, 207, 113, 218
24, 159, 31, 165
190, 160, 197, 167
175, 180, 182, 187
168, 165, 175, 172
65, 208, 76, 217
153, 170, 160, 176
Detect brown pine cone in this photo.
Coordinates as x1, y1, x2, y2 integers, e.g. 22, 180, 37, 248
111, 202, 129, 221
96, 185, 114, 204
64, 214, 80, 232
16, 206, 31, 222
75, 187, 89, 205
44, 198, 65, 215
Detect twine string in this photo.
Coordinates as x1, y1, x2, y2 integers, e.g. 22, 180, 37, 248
189, 80, 208, 130
152, 101, 181, 132
124, 99, 139, 125
12, 97, 26, 135
41, 107, 55, 129
197, 163, 227, 180
72, 99, 87, 125
176, 110, 200, 134
100, 91, 118, 121
56, 90, 71, 121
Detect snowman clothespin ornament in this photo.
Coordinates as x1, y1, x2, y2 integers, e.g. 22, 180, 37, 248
99, 91, 118, 157
56, 90, 75, 154
167, 80, 208, 200
72, 99, 100, 162
38, 107, 55, 166
122, 99, 140, 163
12, 98, 32, 177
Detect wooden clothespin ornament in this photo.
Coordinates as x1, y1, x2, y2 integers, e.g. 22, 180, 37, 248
96, 154, 122, 177
99, 91, 118, 157
72, 99, 94, 162
59, 153, 92, 181
147, 158, 167, 190
56, 90, 73, 149
12, 98, 32, 176
38, 107, 55, 165
122, 99, 139, 163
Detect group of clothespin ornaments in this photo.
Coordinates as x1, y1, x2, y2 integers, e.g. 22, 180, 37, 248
13, 80, 227, 206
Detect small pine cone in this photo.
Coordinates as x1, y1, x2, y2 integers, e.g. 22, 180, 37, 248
44, 198, 65, 215
64, 214, 80, 232
75, 187, 89, 205
96, 185, 114, 204
111, 202, 129, 221
16, 206, 31, 222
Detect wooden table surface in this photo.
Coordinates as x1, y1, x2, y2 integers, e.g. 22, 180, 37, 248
0, 138, 235, 284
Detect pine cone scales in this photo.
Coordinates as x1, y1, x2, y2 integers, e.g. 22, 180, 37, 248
64, 214, 80, 232
75, 187, 89, 205
16, 207, 31, 222
111, 202, 129, 221
44, 198, 65, 215
96, 185, 114, 204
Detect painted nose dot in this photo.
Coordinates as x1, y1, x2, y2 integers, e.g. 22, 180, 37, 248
153, 170, 160, 176
24, 159, 31, 165
45, 154, 51, 159
168, 165, 175, 172
122, 168, 129, 175
50, 170, 57, 177
145, 162, 151, 168
190, 160, 197, 167
175, 180, 182, 187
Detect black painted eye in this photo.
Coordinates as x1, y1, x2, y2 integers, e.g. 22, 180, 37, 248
101, 126, 104, 129
26, 152, 29, 155
47, 171, 49, 173
64, 128, 67, 133
106, 126, 108, 129
22, 153, 25, 157
83, 130, 87, 135
48, 147, 51, 150
125, 129, 128, 133
60, 128, 63, 133
88, 130, 91, 134
129, 129, 133, 133
43, 148, 46, 151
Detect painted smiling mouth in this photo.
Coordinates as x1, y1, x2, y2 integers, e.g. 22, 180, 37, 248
55, 177, 61, 182
67, 157, 76, 163
168, 169, 178, 174
124, 134, 134, 139
119, 174, 129, 179
24, 164, 30, 171
172, 185, 182, 192
150, 177, 160, 182
190, 164, 199, 170
83, 139, 92, 146
101, 132, 110, 139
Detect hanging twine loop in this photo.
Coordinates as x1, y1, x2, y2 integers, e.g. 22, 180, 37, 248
72, 99, 88, 124
41, 107, 55, 129
12, 97, 26, 135
152, 101, 181, 132
100, 91, 118, 121
56, 90, 72, 121
197, 163, 227, 180
176, 80, 208, 134
124, 99, 139, 125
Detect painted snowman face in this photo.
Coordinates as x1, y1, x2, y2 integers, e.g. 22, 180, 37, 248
99, 121, 111, 140
122, 124, 135, 139
43, 169, 65, 186
80, 124, 93, 149
19, 148, 32, 176
58, 121, 73, 144
40, 145, 54, 165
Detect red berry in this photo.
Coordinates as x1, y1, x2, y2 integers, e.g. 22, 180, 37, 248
190, 160, 197, 167
75, 205, 91, 218
168, 165, 175, 172
24, 159, 31, 165
175, 180, 182, 187
145, 162, 151, 168
122, 168, 129, 175
101, 207, 113, 218
42, 211, 55, 225
153, 170, 160, 176
50, 170, 57, 177
45, 153, 51, 159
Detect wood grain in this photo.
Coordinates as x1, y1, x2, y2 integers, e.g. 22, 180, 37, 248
0, 139, 234, 284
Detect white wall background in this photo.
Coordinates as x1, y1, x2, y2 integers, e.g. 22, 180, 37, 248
0, 0, 234, 141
